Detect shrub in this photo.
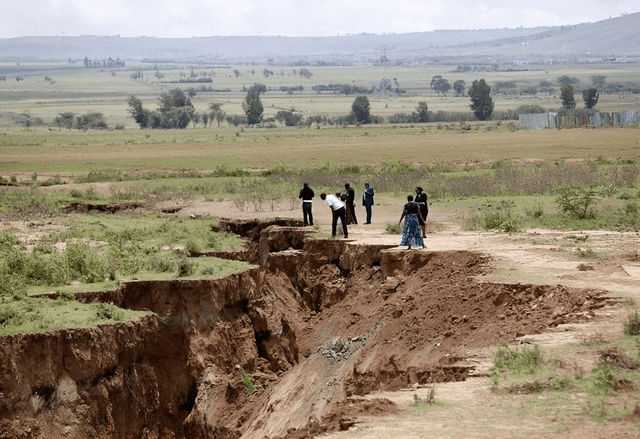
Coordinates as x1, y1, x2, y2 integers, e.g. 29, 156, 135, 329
524, 204, 544, 219
590, 363, 617, 395
95, 302, 125, 321
555, 185, 598, 219
0, 231, 19, 251
76, 112, 108, 130
0, 271, 27, 298
385, 223, 402, 234
624, 311, 640, 336
241, 369, 256, 395
491, 344, 543, 377
25, 252, 71, 286
65, 242, 111, 283
176, 257, 196, 277
472, 200, 522, 232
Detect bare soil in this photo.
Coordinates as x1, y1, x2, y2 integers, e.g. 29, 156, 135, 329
184, 197, 640, 438
2, 195, 640, 438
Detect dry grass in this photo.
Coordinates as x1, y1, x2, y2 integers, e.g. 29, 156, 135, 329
1, 125, 639, 175
2, 62, 640, 130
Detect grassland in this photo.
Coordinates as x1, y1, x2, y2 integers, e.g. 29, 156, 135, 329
1, 125, 639, 175
0, 62, 639, 336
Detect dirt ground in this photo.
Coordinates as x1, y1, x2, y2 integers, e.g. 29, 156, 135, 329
178, 195, 640, 438
3, 192, 640, 438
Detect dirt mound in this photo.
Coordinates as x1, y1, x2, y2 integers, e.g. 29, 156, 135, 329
0, 219, 616, 438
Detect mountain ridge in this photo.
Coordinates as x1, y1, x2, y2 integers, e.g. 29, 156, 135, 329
0, 12, 637, 63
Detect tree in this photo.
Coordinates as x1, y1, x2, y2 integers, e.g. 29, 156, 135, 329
209, 102, 225, 127
275, 110, 302, 127
583, 88, 599, 109
591, 75, 606, 88
127, 96, 149, 128
158, 89, 192, 114
54, 112, 76, 129
351, 96, 371, 124
215, 110, 226, 127
247, 83, 267, 95
242, 91, 263, 125
560, 84, 576, 109
467, 79, 494, 121
433, 78, 451, 96
430, 75, 442, 90
225, 114, 247, 127
415, 101, 431, 123
191, 112, 201, 128
453, 80, 466, 96
557, 75, 580, 86
76, 112, 108, 130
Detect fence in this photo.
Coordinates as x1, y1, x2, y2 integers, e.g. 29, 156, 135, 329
519, 113, 557, 129
519, 111, 640, 130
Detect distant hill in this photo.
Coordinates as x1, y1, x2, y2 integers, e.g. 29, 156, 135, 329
0, 13, 637, 64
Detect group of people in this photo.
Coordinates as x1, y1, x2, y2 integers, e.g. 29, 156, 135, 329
298, 183, 428, 249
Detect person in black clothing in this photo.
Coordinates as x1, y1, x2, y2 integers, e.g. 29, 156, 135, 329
399, 195, 425, 249
344, 183, 357, 225
414, 186, 428, 238
298, 182, 314, 226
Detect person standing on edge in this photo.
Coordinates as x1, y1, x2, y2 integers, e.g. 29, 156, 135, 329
362, 182, 375, 224
399, 195, 425, 249
298, 182, 314, 226
415, 186, 428, 238
320, 193, 348, 239
344, 183, 357, 225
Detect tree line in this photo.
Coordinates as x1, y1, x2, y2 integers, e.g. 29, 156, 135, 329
126, 76, 603, 130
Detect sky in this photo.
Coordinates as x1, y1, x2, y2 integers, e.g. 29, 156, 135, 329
1, 0, 637, 38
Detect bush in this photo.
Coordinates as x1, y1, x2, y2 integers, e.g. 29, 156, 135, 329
0, 270, 27, 298
590, 363, 617, 395
25, 252, 71, 286
76, 112, 108, 130
472, 200, 522, 232
624, 311, 640, 336
555, 185, 598, 219
491, 344, 543, 377
241, 369, 256, 395
65, 242, 111, 283
95, 302, 125, 321
176, 257, 196, 277
385, 223, 402, 234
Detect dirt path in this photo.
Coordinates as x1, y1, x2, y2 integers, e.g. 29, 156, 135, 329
177, 196, 640, 438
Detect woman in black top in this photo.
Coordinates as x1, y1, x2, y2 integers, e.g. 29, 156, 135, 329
414, 186, 428, 238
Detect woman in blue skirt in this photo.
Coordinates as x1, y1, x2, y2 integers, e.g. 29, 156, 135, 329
398, 195, 425, 249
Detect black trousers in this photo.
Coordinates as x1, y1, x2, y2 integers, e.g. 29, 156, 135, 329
302, 202, 313, 226
332, 207, 348, 237
347, 202, 357, 224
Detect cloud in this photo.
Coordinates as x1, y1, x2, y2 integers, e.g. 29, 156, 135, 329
0, 0, 637, 38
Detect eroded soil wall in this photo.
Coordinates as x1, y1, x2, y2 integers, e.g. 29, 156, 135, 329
0, 221, 614, 439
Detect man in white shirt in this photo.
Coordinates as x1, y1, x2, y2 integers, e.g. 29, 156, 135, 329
320, 193, 348, 238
